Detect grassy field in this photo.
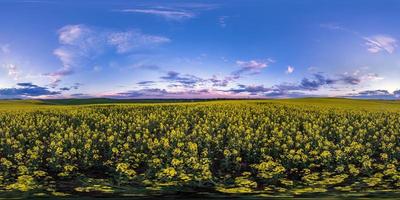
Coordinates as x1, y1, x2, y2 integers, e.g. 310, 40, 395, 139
0, 98, 400, 199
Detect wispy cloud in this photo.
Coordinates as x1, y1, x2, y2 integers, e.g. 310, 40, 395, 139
43, 64, 74, 88
113, 88, 169, 98
209, 75, 237, 87
236, 59, 269, 70
358, 89, 390, 96
160, 71, 204, 88
134, 64, 160, 71
320, 23, 360, 35
234, 58, 274, 76
321, 23, 397, 54
137, 80, 156, 86
48, 24, 170, 86
57, 24, 170, 56
117, 3, 217, 21
226, 84, 305, 98
228, 84, 271, 95
58, 83, 82, 91
218, 16, 228, 28
58, 24, 91, 45
363, 73, 384, 81
120, 9, 195, 21
108, 30, 170, 53
51, 24, 100, 83
337, 74, 360, 85
53, 48, 76, 68
364, 35, 397, 54
320, 23, 344, 31
70, 93, 92, 98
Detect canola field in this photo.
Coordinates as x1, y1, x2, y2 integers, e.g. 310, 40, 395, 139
1, 98, 400, 198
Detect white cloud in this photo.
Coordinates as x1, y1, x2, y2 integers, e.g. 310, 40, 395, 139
364, 35, 397, 54
286, 65, 294, 74
119, 9, 195, 21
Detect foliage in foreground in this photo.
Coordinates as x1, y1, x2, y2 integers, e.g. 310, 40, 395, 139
0, 100, 400, 197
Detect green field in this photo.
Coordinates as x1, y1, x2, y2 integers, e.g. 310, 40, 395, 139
1, 98, 400, 199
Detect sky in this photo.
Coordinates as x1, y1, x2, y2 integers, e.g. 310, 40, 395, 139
0, 0, 400, 99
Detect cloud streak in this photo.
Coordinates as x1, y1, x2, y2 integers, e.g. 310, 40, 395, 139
364, 35, 397, 54
58, 83, 82, 91
233, 59, 274, 76
137, 80, 156, 86
160, 71, 204, 88
120, 9, 195, 21
117, 3, 217, 21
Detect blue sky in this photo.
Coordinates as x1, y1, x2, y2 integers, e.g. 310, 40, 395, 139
0, 0, 400, 99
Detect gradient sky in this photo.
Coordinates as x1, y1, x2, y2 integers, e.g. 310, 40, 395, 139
1, 0, 400, 99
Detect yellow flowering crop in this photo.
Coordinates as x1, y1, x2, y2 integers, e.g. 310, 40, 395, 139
0, 99, 400, 197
